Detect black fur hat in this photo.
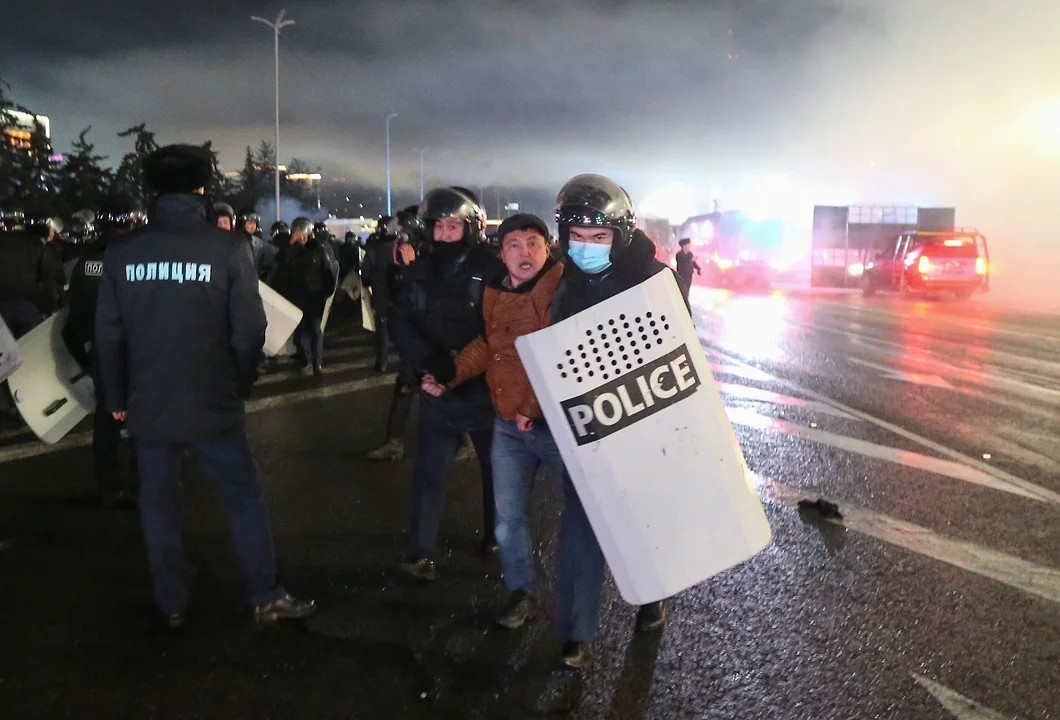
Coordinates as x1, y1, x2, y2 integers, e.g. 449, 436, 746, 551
143, 144, 213, 194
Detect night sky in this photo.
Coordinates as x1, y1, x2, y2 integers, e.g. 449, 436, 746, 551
3, 1, 1059, 306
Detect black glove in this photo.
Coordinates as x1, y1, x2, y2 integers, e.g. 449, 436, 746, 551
422, 351, 456, 385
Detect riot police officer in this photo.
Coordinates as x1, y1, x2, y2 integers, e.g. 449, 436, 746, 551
62, 196, 142, 507
271, 217, 337, 376
235, 208, 275, 280
213, 202, 236, 232
389, 187, 504, 579
549, 174, 679, 668
95, 144, 315, 627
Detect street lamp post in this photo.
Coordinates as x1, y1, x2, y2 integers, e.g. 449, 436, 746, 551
412, 147, 428, 201
251, 9, 295, 226
385, 112, 398, 215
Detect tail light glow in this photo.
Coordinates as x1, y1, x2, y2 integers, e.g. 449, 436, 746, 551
917, 256, 933, 274
975, 256, 987, 275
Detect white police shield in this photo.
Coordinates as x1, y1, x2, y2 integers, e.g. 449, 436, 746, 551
259, 281, 303, 357
360, 285, 376, 333
516, 270, 770, 605
8, 309, 95, 445
0, 316, 22, 384
321, 293, 335, 333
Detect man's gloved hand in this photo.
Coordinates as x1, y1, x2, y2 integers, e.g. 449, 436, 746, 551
422, 351, 456, 385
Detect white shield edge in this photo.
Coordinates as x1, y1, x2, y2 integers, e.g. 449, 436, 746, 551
361, 286, 376, 333
0, 316, 23, 384
516, 271, 771, 604
8, 309, 95, 445
259, 281, 303, 357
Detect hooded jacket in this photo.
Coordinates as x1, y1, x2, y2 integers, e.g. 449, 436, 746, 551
95, 193, 266, 442
451, 258, 563, 420
389, 240, 505, 391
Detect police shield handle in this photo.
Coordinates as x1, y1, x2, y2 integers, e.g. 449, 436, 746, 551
8, 308, 96, 444
0, 316, 23, 384
516, 270, 771, 605
258, 281, 303, 357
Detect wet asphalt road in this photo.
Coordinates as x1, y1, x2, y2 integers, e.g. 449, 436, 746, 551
0, 290, 1057, 719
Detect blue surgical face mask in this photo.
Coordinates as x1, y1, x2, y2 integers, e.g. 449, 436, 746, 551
567, 240, 612, 274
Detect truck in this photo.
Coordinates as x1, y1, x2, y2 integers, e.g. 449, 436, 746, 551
810, 205, 956, 287
675, 210, 786, 289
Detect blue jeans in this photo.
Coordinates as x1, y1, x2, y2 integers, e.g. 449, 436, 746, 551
407, 386, 496, 559
557, 472, 607, 643
490, 416, 566, 593
136, 433, 286, 614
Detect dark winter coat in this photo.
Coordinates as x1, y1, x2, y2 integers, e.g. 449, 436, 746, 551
0, 232, 63, 313
551, 229, 688, 323
95, 193, 266, 442
389, 240, 504, 391
271, 237, 337, 314
62, 240, 109, 368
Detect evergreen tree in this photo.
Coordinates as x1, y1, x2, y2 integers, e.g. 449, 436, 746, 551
111, 123, 159, 209
200, 140, 226, 199
55, 127, 112, 215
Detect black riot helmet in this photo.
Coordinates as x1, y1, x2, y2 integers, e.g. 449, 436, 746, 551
213, 202, 235, 221
270, 220, 290, 238
555, 173, 636, 259
419, 186, 487, 245
237, 208, 261, 232
97, 195, 144, 233
395, 204, 424, 246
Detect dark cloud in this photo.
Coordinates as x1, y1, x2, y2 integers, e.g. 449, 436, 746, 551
3, 0, 1059, 308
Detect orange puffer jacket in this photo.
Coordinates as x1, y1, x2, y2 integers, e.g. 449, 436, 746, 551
452, 260, 563, 421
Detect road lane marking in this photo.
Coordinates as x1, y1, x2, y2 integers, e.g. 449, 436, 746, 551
728, 407, 1060, 504
911, 674, 1009, 720
766, 480, 1060, 605
256, 358, 376, 386
710, 362, 774, 382
847, 357, 954, 390
0, 374, 396, 465
718, 383, 855, 419
699, 337, 1060, 505
801, 321, 1060, 404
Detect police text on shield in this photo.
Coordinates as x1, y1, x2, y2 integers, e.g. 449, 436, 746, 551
560, 345, 700, 445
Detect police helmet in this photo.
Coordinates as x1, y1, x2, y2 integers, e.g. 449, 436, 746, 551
419, 187, 486, 244
69, 209, 97, 243
97, 196, 144, 233
27, 213, 64, 239
237, 208, 261, 229
213, 202, 235, 221
555, 173, 636, 259
395, 204, 424, 245
270, 220, 290, 238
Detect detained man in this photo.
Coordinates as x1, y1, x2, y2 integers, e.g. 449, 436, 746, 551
421, 214, 563, 631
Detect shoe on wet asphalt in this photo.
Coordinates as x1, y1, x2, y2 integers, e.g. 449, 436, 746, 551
560, 640, 592, 670
494, 590, 538, 630
253, 594, 317, 624
634, 600, 668, 633
366, 439, 404, 461
399, 556, 438, 581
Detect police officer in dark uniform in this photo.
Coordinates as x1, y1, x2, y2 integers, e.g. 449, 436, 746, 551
271, 217, 337, 376
62, 197, 141, 507
674, 237, 701, 303
365, 206, 422, 460
0, 214, 64, 337
389, 187, 504, 579
549, 174, 680, 669
235, 209, 274, 280
213, 201, 236, 232
95, 144, 315, 628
